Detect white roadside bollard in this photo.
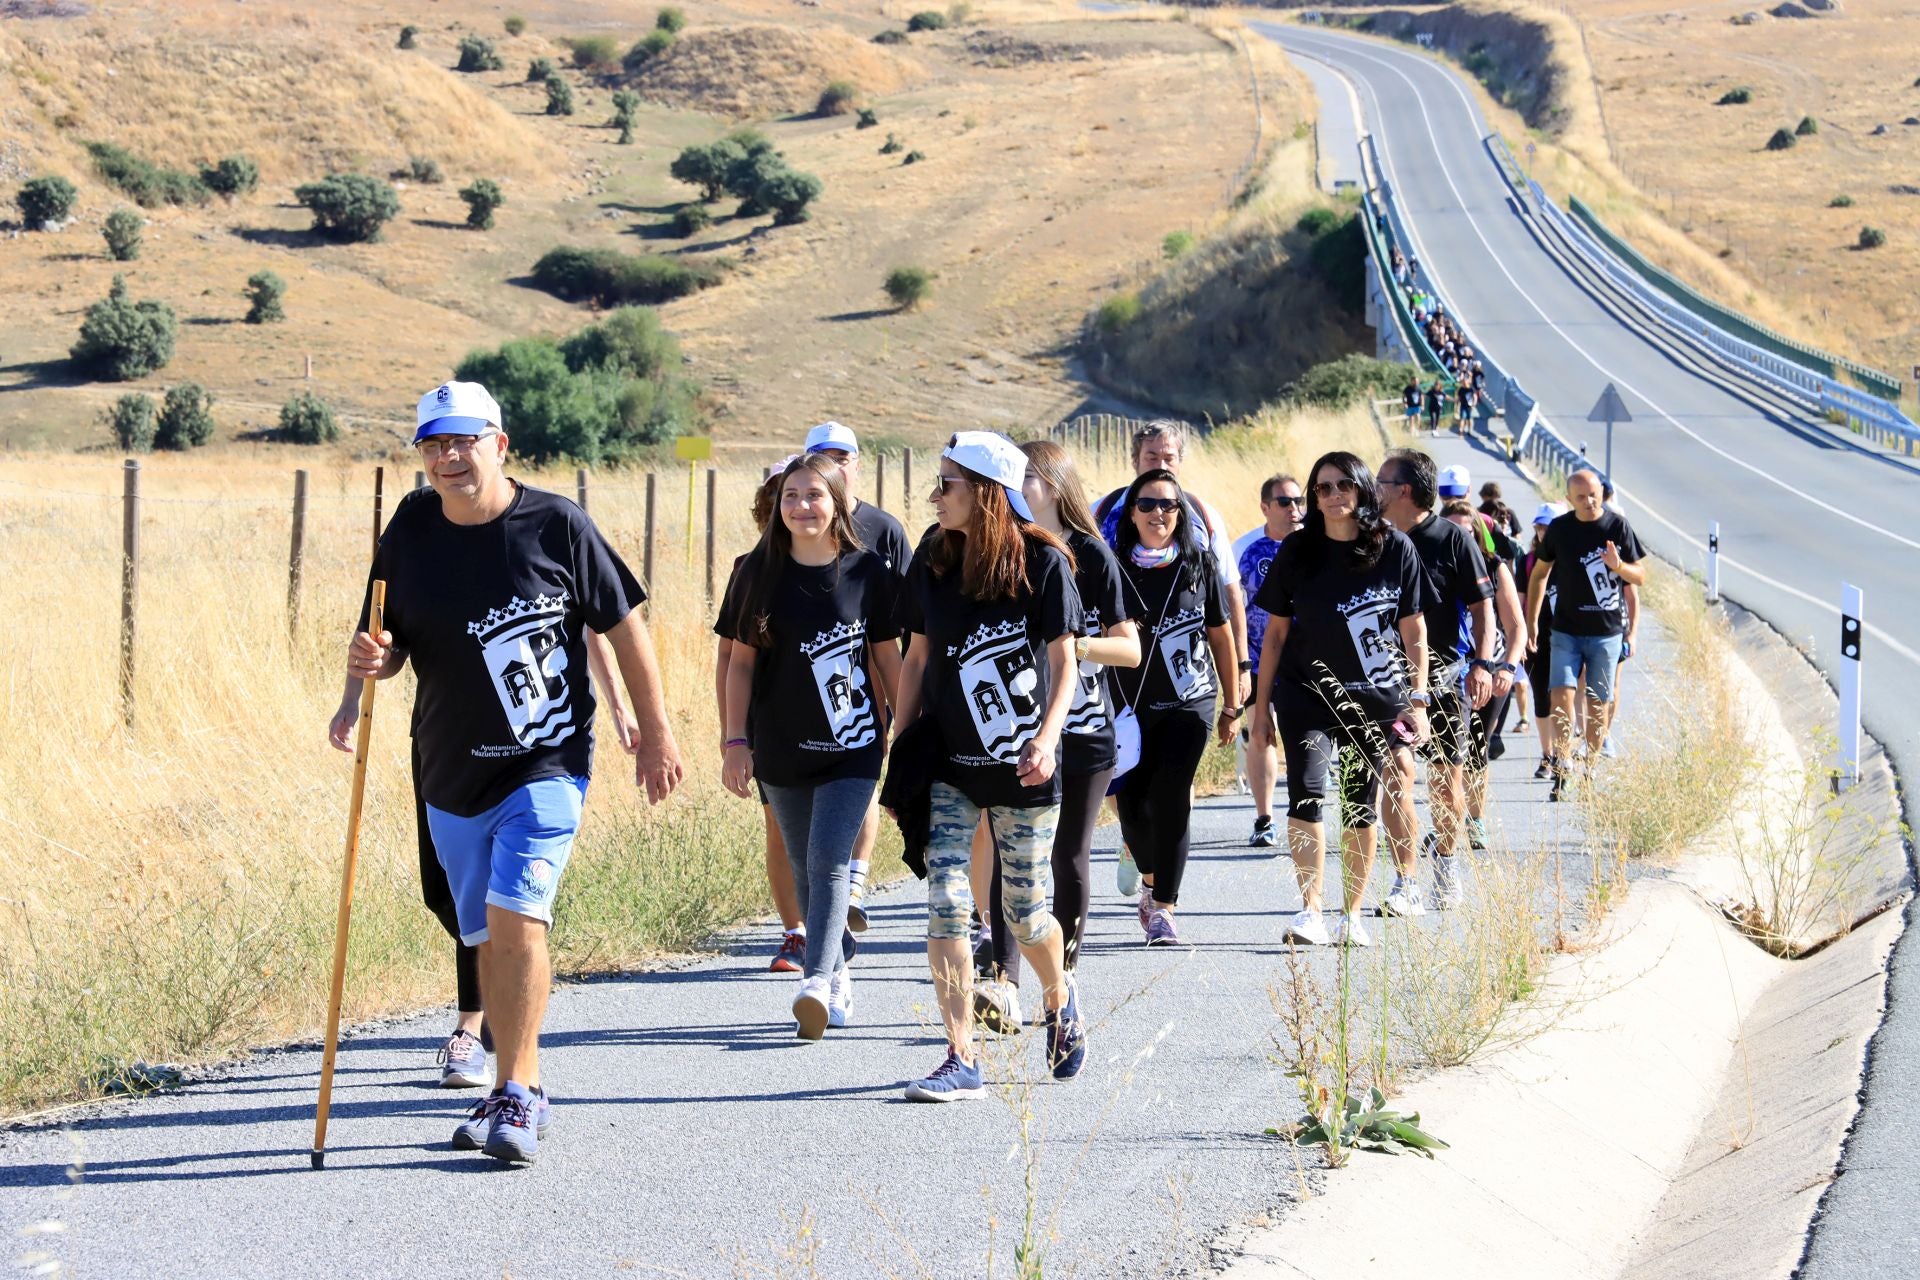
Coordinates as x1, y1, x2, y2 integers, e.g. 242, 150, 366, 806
1836, 582, 1863, 793
1706, 522, 1720, 604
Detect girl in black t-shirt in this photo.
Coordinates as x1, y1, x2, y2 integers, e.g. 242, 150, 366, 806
892, 431, 1087, 1101
1111, 469, 1234, 949
1250, 451, 1430, 949
721, 455, 903, 1041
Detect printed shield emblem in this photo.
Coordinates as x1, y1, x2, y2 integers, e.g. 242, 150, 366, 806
1337, 584, 1404, 690
1580, 548, 1621, 613
957, 620, 1040, 763
1063, 605, 1108, 735
469, 593, 576, 750
802, 621, 877, 749
1155, 606, 1214, 702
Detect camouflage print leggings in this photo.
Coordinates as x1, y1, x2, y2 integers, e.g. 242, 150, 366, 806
925, 781, 1060, 945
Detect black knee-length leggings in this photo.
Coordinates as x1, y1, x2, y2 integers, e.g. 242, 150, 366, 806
414, 742, 481, 1014
1279, 710, 1393, 829
987, 765, 1114, 982
1114, 708, 1212, 907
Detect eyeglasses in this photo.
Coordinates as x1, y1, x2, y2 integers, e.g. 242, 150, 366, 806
1132, 497, 1181, 514
930, 474, 966, 496
1267, 494, 1305, 508
1313, 478, 1358, 497
418, 433, 495, 460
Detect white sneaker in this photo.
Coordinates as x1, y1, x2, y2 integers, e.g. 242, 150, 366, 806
1116, 845, 1141, 896
1381, 874, 1427, 918
1283, 907, 1331, 946
827, 968, 854, 1028
1601, 734, 1619, 759
1432, 854, 1465, 910
972, 979, 1023, 1036
1331, 913, 1374, 947
793, 975, 831, 1041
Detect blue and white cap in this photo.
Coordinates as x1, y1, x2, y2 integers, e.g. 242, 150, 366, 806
1437, 464, 1471, 499
415, 381, 503, 444
804, 420, 859, 455
942, 430, 1035, 522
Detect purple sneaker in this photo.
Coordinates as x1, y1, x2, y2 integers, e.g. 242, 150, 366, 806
481, 1081, 551, 1164
1145, 909, 1180, 948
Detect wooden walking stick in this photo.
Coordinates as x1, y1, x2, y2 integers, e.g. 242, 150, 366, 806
311, 579, 386, 1170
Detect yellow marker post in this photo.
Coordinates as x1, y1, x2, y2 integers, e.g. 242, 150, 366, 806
674, 436, 713, 569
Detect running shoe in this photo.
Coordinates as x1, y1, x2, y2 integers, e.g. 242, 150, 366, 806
973, 979, 1023, 1036
482, 1081, 551, 1164
451, 1091, 504, 1151
1488, 733, 1507, 761
971, 925, 996, 980
1534, 758, 1552, 781
828, 968, 854, 1028
1549, 761, 1568, 803
1381, 875, 1426, 918
1466, 817, 1489, 852
904, 1050, 985, 1102
770, 930, 804, 974
1601, 734, 1619, 759
437, 1028, 489, 1089
1249, 815, 1278, 848
1422, 830, 1448, 860
1282, 907, 1331, 946
1145, 909, 1181, 947
1514, 717, 1531, 733
1432, 854, 1465, 910
793, 975, 831, 1041
1137, 883, 1154, 934
1045, 979, 1087, 1081
1331, 913, 1374, 948
842, 927, 858, 963
846, 883, 869, 934
1115, 845, 1141, 896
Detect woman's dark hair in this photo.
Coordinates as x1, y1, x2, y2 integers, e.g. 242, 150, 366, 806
1113, 468, 1210, 591
735, 453, 862, 646
1298, 450, 1390, 569
927, 448, 1071, 602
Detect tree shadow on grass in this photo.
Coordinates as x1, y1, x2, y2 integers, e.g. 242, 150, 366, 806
230, 226, 321, 250
182, 316, 238, 327
411, 218, 471, 232
820, 307, 897, 323
599, 199, 689, 216
2, 357, 85, 391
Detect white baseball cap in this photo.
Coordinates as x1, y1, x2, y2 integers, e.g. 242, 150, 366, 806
765, 453, 800, 482
804, 421, 859, 455
1437, 464, 1471, 499
942, 431, 1035, 522
1533, 502, 1561, 526
415, 380, 502, 443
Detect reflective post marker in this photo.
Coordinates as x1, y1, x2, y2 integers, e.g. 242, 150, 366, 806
1706, 523, 1720, 604
1837, 583, 1863, 792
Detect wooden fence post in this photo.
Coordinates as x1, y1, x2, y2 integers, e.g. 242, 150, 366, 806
705, 467, 718, 601
120, 458, 140, 729
902, 449, 913, 511
413, 469, 426, 491
643, 472, 657, 600
576, 467, 589, 512
288, 468, 309, 637
876, 451, 887, 513
371, 465, 384, 558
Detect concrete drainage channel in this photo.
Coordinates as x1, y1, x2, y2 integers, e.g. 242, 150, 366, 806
1213, 573, 1908, 1279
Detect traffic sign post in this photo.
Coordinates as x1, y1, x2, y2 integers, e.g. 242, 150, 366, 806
1705, 522, 1721, 604
1837, 583, 1863, 793
674, 436, 713, 569
1586, 383, 1633, 483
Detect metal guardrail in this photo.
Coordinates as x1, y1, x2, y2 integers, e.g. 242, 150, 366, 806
1515, 412, 1588, 487
1360, 136, 1457, 391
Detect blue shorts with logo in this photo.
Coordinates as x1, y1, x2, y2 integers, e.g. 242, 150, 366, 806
426, 776, 588, 946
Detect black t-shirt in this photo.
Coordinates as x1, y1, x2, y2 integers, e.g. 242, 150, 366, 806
1119, 555, 1227, 720
363, 483, 645, 818
901, 536, 1080, 808
713, 553, 749, 640
1537, 510, 1644, 637
1405, 512, 1493, 665
1253, 529, 1425, 726
1402, 386, 1419, 410
1060, 528, 1129, 777
1424, 386, 1446, 413
851, 500, 911, 579
729, 550, 900, 786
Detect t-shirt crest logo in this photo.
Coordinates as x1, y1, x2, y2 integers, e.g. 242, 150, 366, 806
957, 619, 1040, 763
800, 620, 876, 749
1579, 547, 1621, 613
1336, 583, 1404, 689
467, 593, 576, 749
1156, 605, 1215, 701
1063, 604, 1108, 736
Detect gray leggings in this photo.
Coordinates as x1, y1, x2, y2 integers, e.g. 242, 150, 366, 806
763, 776, 876, 981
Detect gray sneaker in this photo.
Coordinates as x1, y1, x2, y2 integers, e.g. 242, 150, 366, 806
437, 1028, 489, 1089
828, 968, 854, 1028
972, 980, 1023, 1036
1115, 845, 1142, 896
1432, 854, 1465, 910
1145, 908, 1181, 947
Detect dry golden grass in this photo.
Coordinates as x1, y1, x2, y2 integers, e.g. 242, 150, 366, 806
625, 24, 929, 119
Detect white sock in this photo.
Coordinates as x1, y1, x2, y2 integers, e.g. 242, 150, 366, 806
848, 861, 869, 895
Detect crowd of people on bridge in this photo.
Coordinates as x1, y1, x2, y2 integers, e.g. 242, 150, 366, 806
334, 386, 1645, 1163
1390, 245, 1488, 434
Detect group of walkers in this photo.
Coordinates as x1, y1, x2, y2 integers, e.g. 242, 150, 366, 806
334, 382, 1646, 1161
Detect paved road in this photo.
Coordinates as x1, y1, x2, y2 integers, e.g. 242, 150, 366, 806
1291, 52, 1363, 194
1254, 21, 1920, 1275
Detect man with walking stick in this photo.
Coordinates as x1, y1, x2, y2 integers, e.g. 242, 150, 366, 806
343, 380, 683, 1164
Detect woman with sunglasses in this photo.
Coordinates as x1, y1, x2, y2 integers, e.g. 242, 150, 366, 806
1112, 469, 1236, 946
893, 432, 1088, 1100
721, 454, 902, 1039
1250, 451, 1429, 947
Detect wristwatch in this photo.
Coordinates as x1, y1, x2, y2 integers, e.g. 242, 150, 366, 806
1238, 659, 1255, 673
1408, 690, 1431, 707
1075, 636, 1090, 662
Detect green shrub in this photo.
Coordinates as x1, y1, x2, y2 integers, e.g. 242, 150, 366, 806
618, 118, 636, 145
504, 15, 527, 36
559, 306, 681, 380
294, 173, 400, 241
1796, 115, 1818, 136
155, 382, 216, 450
456, 35, 504, 72
1288, 354, 1414, 410
656, 7, 687, 33
398, 25, 418, 50
817, 81, 860, 117
85, 142, 209, 208
1295, 207, 1341, 237
460, 178, 505, 230
856, 107, 879, 129
1716, 86, 1752, 105
531, 246, 725, 306
1305, 212, 1365, 313
884, 265, 932, 310
878, 133, 904, 155
611, 89, 640, 125
566, 36, 620, 70
908, 11, 948, 32
1162, 230, 1194, 260
1830, 193, 1854, 208
1098, 293, 1141, 334
624, 28, 676, 69
670, 203, 712, 237
72, 275, 177, 381
527, 55, 556, 82
670, 141, 734, 201
200, 155, 259, 199
16, 175, 77, 229
103, 209, 142, 261
399, 156, 443, 184
873, 29, 908, 45
545, 74, 576, 116
245, 270, 286, 323
757, 168, 823, 225
107, 393, 157, 452
280, 391, 339, 445
902, 149, 926, 165
1859, 226, 1887, 249
464, 320, 696, 461
1766, 127, 1797, 151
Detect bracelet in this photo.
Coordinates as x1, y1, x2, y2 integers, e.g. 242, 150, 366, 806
723, 737, 748, 750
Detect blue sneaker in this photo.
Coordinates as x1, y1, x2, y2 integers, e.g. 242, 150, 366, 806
451, 1090, 503, 1150
437, 1028, 489, 1089
1045, 980, 1087, 1081
904, 1049, 985, 1102
482, 1081, 551, 1163
1115, 845, 1141, 896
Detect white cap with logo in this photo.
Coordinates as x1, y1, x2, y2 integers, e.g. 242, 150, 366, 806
415, 381, 502, 444
1533, 502, 1561, 526
804, 421, 859, 455
942, 430, 1035, 521
1437, 464, 1471, 499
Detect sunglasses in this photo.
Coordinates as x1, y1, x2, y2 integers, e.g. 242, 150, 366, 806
930, 474, 967, 496
1313, 478, 1358, 497
1132, 497, 1181, 515
1267, 494, 1305, 508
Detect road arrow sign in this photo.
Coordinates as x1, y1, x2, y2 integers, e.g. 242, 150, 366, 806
1586, 383, 1632, 425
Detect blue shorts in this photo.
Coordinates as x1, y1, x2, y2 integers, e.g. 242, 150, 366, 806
1548, 631, 1624, 704
426, 776, 587, 945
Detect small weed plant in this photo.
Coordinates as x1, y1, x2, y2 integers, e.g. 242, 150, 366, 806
545, 74, 576, 117
294, 174, 400, 242
103, 209, 142, 262
1858, 226, 1886, 250
71, 275, 176, 381
280, 391, 338, 445
155, 383, 216, 450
